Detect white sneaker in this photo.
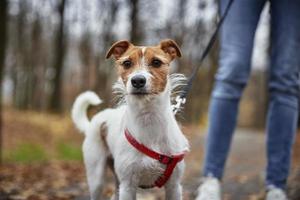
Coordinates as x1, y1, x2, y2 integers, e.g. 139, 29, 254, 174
195, 177, 222, 200
266, 186, 288, 200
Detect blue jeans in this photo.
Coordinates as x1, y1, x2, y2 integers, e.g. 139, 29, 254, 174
203, 0, 300, 189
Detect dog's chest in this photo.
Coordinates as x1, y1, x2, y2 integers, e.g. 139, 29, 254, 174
136, 156, 165, 186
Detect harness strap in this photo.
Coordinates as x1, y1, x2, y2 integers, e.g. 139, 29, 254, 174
124, 129, 185, 188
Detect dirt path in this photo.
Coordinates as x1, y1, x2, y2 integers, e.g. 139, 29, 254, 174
136, 129, 268, 200
1, 128, 299, 200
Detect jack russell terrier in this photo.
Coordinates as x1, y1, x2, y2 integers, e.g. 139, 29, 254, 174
72, 39, 190, 200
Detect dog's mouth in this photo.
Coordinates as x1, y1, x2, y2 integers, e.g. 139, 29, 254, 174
130, 88, 150, 96
131, 91, 149, 95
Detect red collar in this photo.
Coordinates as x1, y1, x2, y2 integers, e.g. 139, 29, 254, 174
124, 128, 186, 188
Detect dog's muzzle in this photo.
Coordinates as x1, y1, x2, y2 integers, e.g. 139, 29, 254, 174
130, 75, 148, 94
131, 75, 146, 89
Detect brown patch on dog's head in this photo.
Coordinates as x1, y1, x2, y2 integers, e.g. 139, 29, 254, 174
116, 47, 144, 85
106, 39, 182, 95
142, 47, 170, 94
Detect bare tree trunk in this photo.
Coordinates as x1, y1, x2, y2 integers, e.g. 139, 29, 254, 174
94, 0, 118, 95
49, 0, 66, 113
128, 0, 141, 44
0, 0, 8, 164
31, 16, 44, 110
79, 32, 92, 91
14, 1, 29, 109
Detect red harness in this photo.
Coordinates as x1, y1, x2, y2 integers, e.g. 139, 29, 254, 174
124, 129, 186, 188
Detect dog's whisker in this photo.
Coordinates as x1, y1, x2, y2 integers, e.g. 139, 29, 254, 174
112, 79, 126, 106
170, 73, 187, 96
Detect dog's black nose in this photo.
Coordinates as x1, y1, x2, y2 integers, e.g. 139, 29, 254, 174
131, 75, 146, 89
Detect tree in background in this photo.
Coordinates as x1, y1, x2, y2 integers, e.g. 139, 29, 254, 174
128, 0, 142, 44
93, 0, 119, 101
78, 1, 94, 91
8, 1, 48, 111
49, 0, 67, 113
13, 0, 30, 109
30, 13, 47, 110
79, 32, 93, 91
0, 0, 8, 164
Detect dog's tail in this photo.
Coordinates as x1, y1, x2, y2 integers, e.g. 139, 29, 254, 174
71, 91, 102, 133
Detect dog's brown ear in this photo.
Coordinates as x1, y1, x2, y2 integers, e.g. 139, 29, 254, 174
105, 40, 131, 59
159, 39, 182, 60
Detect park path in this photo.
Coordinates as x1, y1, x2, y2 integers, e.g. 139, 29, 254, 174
185, 128, 267, 200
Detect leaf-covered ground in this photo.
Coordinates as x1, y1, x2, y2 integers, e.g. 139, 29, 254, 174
1, 108, 299, 200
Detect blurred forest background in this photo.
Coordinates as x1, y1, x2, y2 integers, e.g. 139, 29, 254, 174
0, 0, 299, 200
0, 0, 270, 125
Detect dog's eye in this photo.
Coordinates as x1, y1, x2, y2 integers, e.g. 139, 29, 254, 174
151, 59, 162, 68
122, 60, 132, 69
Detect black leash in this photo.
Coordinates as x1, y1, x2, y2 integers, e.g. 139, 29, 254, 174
173, 0, 235, 114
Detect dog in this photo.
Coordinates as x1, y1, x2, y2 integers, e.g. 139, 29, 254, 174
72, 39, 190, 200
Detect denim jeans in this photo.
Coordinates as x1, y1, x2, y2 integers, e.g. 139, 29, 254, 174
203, 0, 300, 189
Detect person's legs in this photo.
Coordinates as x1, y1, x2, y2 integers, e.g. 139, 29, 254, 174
266, 0, 300, 190
202, 0, 266, 180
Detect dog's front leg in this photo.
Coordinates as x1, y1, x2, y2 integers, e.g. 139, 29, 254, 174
165, 182, 183, 200
119, 182, 136, 200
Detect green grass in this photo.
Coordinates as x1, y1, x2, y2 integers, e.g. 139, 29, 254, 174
56, 142, 82, 161
4, 142, 82, 163
2, 108, 85, 163
5, 143, 48, 163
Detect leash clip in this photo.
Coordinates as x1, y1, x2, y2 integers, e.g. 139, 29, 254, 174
172, 96, 186, 115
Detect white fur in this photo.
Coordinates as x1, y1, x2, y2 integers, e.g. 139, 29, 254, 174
72, 91, 102, 133
72, 75, 189, 200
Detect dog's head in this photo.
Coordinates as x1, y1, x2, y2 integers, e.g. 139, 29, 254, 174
106, 39, 181, 98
